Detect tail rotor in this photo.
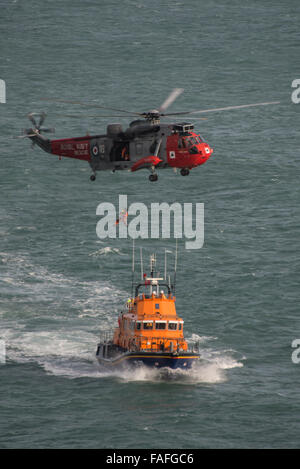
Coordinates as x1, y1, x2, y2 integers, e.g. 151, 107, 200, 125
18, 113, 55, 147
27, 112, 55, 135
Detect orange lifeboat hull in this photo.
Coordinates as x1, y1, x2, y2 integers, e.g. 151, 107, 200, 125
96, 345, 199, 369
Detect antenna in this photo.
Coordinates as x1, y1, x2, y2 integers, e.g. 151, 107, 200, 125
150, 253, 156, 277
174, 239, 178, 294
164, 248, 172, 281
131, 240, 135, 298
140, 247, 143, 280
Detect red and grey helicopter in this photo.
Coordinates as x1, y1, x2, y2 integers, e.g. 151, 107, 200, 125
21, 89, 279, 182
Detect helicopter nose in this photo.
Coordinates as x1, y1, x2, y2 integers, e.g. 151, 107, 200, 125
200, 144, 213, 157
195, 145, 213, 165
204, 145, 213, 156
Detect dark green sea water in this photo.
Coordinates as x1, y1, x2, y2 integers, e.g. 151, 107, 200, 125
1, 0, 300, 449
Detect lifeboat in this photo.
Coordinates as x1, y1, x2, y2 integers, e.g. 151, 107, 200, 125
96, 248, 200, 369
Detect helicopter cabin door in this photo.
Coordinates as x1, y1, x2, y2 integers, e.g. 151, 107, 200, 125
166, 133, 185, 167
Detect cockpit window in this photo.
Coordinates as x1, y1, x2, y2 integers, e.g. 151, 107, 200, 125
189, 146, 198, 154
178, 138, 185, 148
195, 135, 204, 143
186, 137, 197, 146
179, 135, 204, 148
186, 136, 205, 147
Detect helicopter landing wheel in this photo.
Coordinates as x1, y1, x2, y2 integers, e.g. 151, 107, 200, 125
149, 174, 158, 182
90, 174, 96, 181
180, 168, 190, 176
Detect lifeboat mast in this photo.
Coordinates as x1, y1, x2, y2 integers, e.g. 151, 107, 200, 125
131, 240, 178, 300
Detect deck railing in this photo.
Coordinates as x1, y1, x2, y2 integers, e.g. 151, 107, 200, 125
99, 330, 200, 354
128, 336, 185, 353
99, 330, 114, 344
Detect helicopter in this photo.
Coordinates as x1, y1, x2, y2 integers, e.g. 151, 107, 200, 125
20, 89, 279, 182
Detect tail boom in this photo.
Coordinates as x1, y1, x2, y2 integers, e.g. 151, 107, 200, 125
27, 132, 52, 153
28, 132, 92, 162
50, 137, 91, 161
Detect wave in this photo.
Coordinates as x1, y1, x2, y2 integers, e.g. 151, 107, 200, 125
0, 251, 127, 374
3, 325, 244, 384
98, 344, 244, 385
0, 251, 127, 313
38, 350, 244, 383
89, 247, 124, 257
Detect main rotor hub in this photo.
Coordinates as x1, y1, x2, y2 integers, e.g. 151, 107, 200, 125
142, 109, 161, 124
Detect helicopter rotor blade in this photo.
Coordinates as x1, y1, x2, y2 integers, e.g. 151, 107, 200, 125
27, 113, 38, 127
39, 127, 55, 133
40, 98, 143, 116
24, 113, 54, 137
17, 133, 37, 138
38, 112, 46, 128
161, 116, 207, 121
162, 101, 280, 116
158, 88, 184, 114
60, 114, 141, 119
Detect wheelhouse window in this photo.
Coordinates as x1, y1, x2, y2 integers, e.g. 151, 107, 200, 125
143, 321, 153, 330
168, 321, 178, 330
136, 321, 141, 330
155, 321, 166, 330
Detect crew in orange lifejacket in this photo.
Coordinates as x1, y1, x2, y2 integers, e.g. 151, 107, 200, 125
115, 209, 128, 226
121, 146, 129, 161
